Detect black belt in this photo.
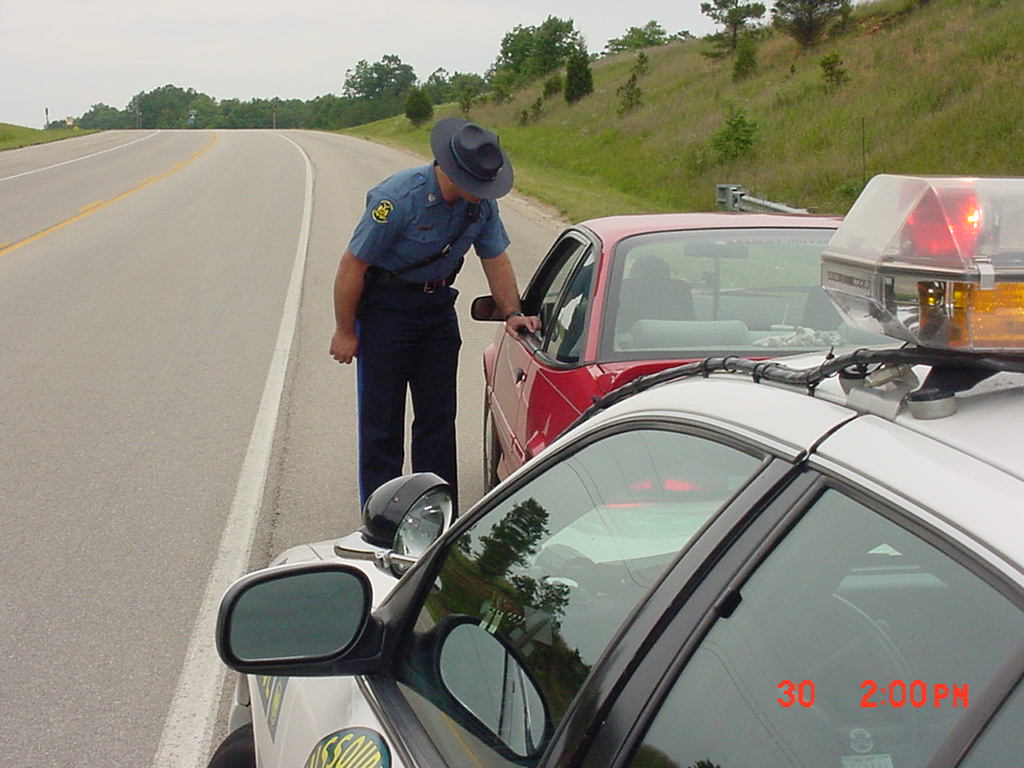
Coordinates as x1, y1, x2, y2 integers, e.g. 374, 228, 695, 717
364, 262, 458, 294
377, 275, 450, 293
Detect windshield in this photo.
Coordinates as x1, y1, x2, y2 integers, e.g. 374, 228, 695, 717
602, 227, 888, 361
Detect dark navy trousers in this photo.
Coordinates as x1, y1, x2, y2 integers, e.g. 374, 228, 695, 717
356, 283, 461, 506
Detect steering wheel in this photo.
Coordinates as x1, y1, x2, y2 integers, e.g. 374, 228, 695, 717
533, 543, 601, 596
533, 542, 643, 616
799, 593, 926, 764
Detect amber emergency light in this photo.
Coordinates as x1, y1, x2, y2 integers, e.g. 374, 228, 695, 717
822, 175, 1024, 351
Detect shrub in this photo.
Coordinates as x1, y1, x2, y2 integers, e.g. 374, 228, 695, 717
711, 105, 758, 161
634, 52, 651, 78
733, 36, 758, 80
531, 98, 543, 121
617, 74, 643, 115
404, 87, 433, 126
543, 75, 563, 100
490, 85, 513, 105
519, 98, 544, 126
820, 52, 850, 91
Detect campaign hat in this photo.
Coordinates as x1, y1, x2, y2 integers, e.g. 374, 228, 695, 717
430, 118, 514, 199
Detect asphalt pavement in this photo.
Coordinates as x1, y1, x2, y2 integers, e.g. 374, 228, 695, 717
0, 129, 561, 767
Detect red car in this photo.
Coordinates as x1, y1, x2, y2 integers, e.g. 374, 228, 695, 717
474, 212, 881, 489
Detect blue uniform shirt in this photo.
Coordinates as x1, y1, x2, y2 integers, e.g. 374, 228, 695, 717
347, 163, 511, 283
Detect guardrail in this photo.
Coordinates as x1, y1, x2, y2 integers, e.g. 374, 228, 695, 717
716, 184, 809, 215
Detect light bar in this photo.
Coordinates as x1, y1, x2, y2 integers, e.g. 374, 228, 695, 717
822, 175, 1024, 351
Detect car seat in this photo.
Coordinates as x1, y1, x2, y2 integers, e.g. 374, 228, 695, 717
615, 255, 695, 336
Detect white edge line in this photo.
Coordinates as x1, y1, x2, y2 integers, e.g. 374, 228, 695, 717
149, 132, 315, 768
0, 130, 160, 183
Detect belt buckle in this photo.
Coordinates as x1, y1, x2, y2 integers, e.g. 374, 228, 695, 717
423, 281, 440, 294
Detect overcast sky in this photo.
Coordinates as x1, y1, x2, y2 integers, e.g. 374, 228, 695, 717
4, 1, 719, 129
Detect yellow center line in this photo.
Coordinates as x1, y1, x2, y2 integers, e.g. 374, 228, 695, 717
0, 132, 218, 260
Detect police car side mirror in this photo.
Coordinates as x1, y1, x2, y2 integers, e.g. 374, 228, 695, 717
436, 617, 551, 758
471, 295, 503, 321
216, 562, 385, 677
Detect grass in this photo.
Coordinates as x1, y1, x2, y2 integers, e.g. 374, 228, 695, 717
6, 0, 1019, 222
345, 0, 1024, 222
0, 123, 97, 151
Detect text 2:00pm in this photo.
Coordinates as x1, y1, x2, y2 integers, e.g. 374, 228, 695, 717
777, 680, 970, 709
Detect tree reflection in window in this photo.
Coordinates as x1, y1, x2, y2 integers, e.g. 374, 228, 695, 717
427, 497, 586, 722
399, 428, 764, 759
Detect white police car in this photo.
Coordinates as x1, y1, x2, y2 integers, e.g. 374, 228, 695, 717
209, 175, 1024, 768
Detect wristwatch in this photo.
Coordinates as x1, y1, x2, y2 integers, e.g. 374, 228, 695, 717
505, 310, 525, 321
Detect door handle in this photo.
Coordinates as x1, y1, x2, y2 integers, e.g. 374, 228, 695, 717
514, 368, 527, 384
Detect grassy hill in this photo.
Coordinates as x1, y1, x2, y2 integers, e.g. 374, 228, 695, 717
0, 123, 95, 151
347, 0, 1024, 221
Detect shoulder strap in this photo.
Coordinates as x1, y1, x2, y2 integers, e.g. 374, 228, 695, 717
390, 203, 481, 277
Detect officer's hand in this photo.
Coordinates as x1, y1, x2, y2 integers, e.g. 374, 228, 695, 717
506, 314, 541, 335
330, 329, 359, 365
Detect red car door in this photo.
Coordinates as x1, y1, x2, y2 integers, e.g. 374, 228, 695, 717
517, 360, 601, 461
515, 244, 598, 464
487, 233, 594, 478
488, 324, 537, 470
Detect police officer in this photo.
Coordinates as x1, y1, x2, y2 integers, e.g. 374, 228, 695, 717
330, 118, 540, 505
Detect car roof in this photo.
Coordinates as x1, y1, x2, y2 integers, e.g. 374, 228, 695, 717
576, 211, 841, 245
573, 346, 1024, 573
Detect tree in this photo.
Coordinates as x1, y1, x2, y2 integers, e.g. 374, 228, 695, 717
78, 103, 129, 130
564, 44, 594, 104
491, 16, 583, 90
449, 72, 487, 100
423, 68, 453, 105
305, 94, 349, 129
187, 93, 220, 128
216, 98, 263, 129
604, 20, 669, 55
404, 87, 433, 127
343, 54, 416, 100
476, 498, 549, 581
128, 84, 204, 129
422, 68, 487, 108
338, 54, 419, 126
268, 98, 310, 129
531, 16, 580, 76
457, 89, 475, 117
773, 0, 851, 49
493, 24, 536, 82
700, 0, 767, 51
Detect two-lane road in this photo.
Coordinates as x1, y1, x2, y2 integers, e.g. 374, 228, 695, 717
0, 129, 561, 766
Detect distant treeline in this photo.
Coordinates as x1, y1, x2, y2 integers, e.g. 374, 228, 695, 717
72, 66, 482, 131
63, 17, 693, 131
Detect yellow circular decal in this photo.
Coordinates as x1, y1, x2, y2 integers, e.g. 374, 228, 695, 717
371, 200, 394, 224
304, 727, 390, 768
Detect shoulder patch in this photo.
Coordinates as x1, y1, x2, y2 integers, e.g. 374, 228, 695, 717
304, 727, 391, 768
371, 200, 394, 224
